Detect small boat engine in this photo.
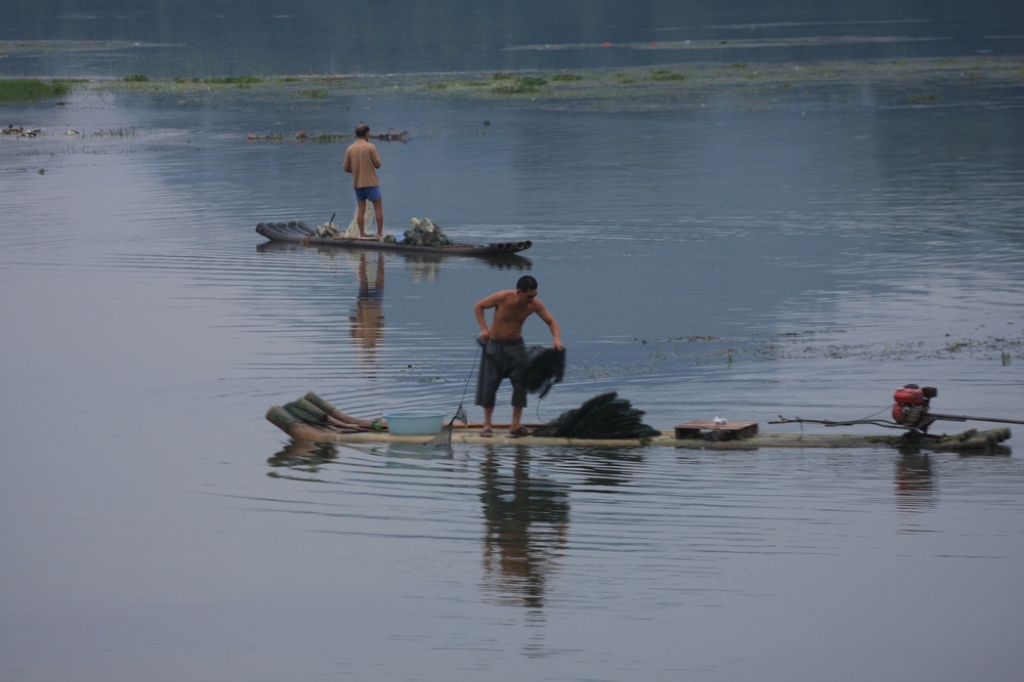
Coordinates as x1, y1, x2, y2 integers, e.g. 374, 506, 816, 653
892, 384, 938, 431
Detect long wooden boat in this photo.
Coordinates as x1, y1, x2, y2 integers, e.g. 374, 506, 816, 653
266, 393, 1012, 453
256, 221, 532, 256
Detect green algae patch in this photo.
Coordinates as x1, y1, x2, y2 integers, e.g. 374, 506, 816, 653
492, 75, 548, 94
649, 69, 685, 81
0, 78, 73, 103
203, 76, 262, 86
89, 127, 139, 138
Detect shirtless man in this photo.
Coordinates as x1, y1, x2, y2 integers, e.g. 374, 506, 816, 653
342, 122, 384, 239
473, 276, 564, 437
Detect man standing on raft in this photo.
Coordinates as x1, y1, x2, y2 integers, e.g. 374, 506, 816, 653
343, 122, 384, 239
474, 276, 564, 437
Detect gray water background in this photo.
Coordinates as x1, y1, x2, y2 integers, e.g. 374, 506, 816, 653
2, 3, 1024, 681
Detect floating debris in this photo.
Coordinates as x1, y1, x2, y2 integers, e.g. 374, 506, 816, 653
370, 130, 407, 142
2, 125, 41, 137
245, 133, 284, 141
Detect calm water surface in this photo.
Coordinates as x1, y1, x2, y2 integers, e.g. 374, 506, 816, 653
3, 0, 1023, 77
3, 4, 1024, 681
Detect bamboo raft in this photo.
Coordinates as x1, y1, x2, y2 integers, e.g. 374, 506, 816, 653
266, 393, 1012, 453
256, 221, 532, 256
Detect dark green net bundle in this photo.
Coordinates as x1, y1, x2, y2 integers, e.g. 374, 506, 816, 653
534, 392, 661, 440
520, 346, 566, 399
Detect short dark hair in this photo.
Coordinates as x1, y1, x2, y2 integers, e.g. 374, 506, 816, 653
355, 123, 370, 138
516, 275, 538, 292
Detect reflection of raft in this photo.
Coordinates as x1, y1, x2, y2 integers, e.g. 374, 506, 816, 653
266, 393, 1012, 452
256, 221, 532, 255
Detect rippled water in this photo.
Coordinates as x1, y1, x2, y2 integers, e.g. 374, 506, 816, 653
3, 51, 1024, 682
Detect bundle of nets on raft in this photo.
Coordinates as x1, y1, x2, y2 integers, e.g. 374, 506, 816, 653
403, 217, 452, 246
534, 392, 661, 440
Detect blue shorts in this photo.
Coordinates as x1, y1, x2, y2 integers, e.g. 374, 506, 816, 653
355, 186, 382, 202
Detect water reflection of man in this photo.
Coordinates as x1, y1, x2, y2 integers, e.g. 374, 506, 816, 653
349, 253, 385, 358
479, 447, 569, 614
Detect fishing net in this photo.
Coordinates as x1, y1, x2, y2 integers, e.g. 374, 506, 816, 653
427, 404, 468, 448
345, 202, 377, 236
403, 217, 453, 246
520, 347, 566, 399
428, 348, 480, 449
533, 392, 661, 440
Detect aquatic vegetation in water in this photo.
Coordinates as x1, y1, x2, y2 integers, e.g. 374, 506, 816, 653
299, 89, 329, 98
312, 133, 349, 143
0, 78, 72, 103
90, 127, 139, 138
575, 328, 1024, 380
492, 75, 548, 95
61, 55, 1024, 112
650, 68, 685, 81
203, 76, 262, 86
493, 82, 535, 94
123, 74, 150, 82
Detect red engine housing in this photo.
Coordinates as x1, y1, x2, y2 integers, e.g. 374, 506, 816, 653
892, 385, 937, 426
